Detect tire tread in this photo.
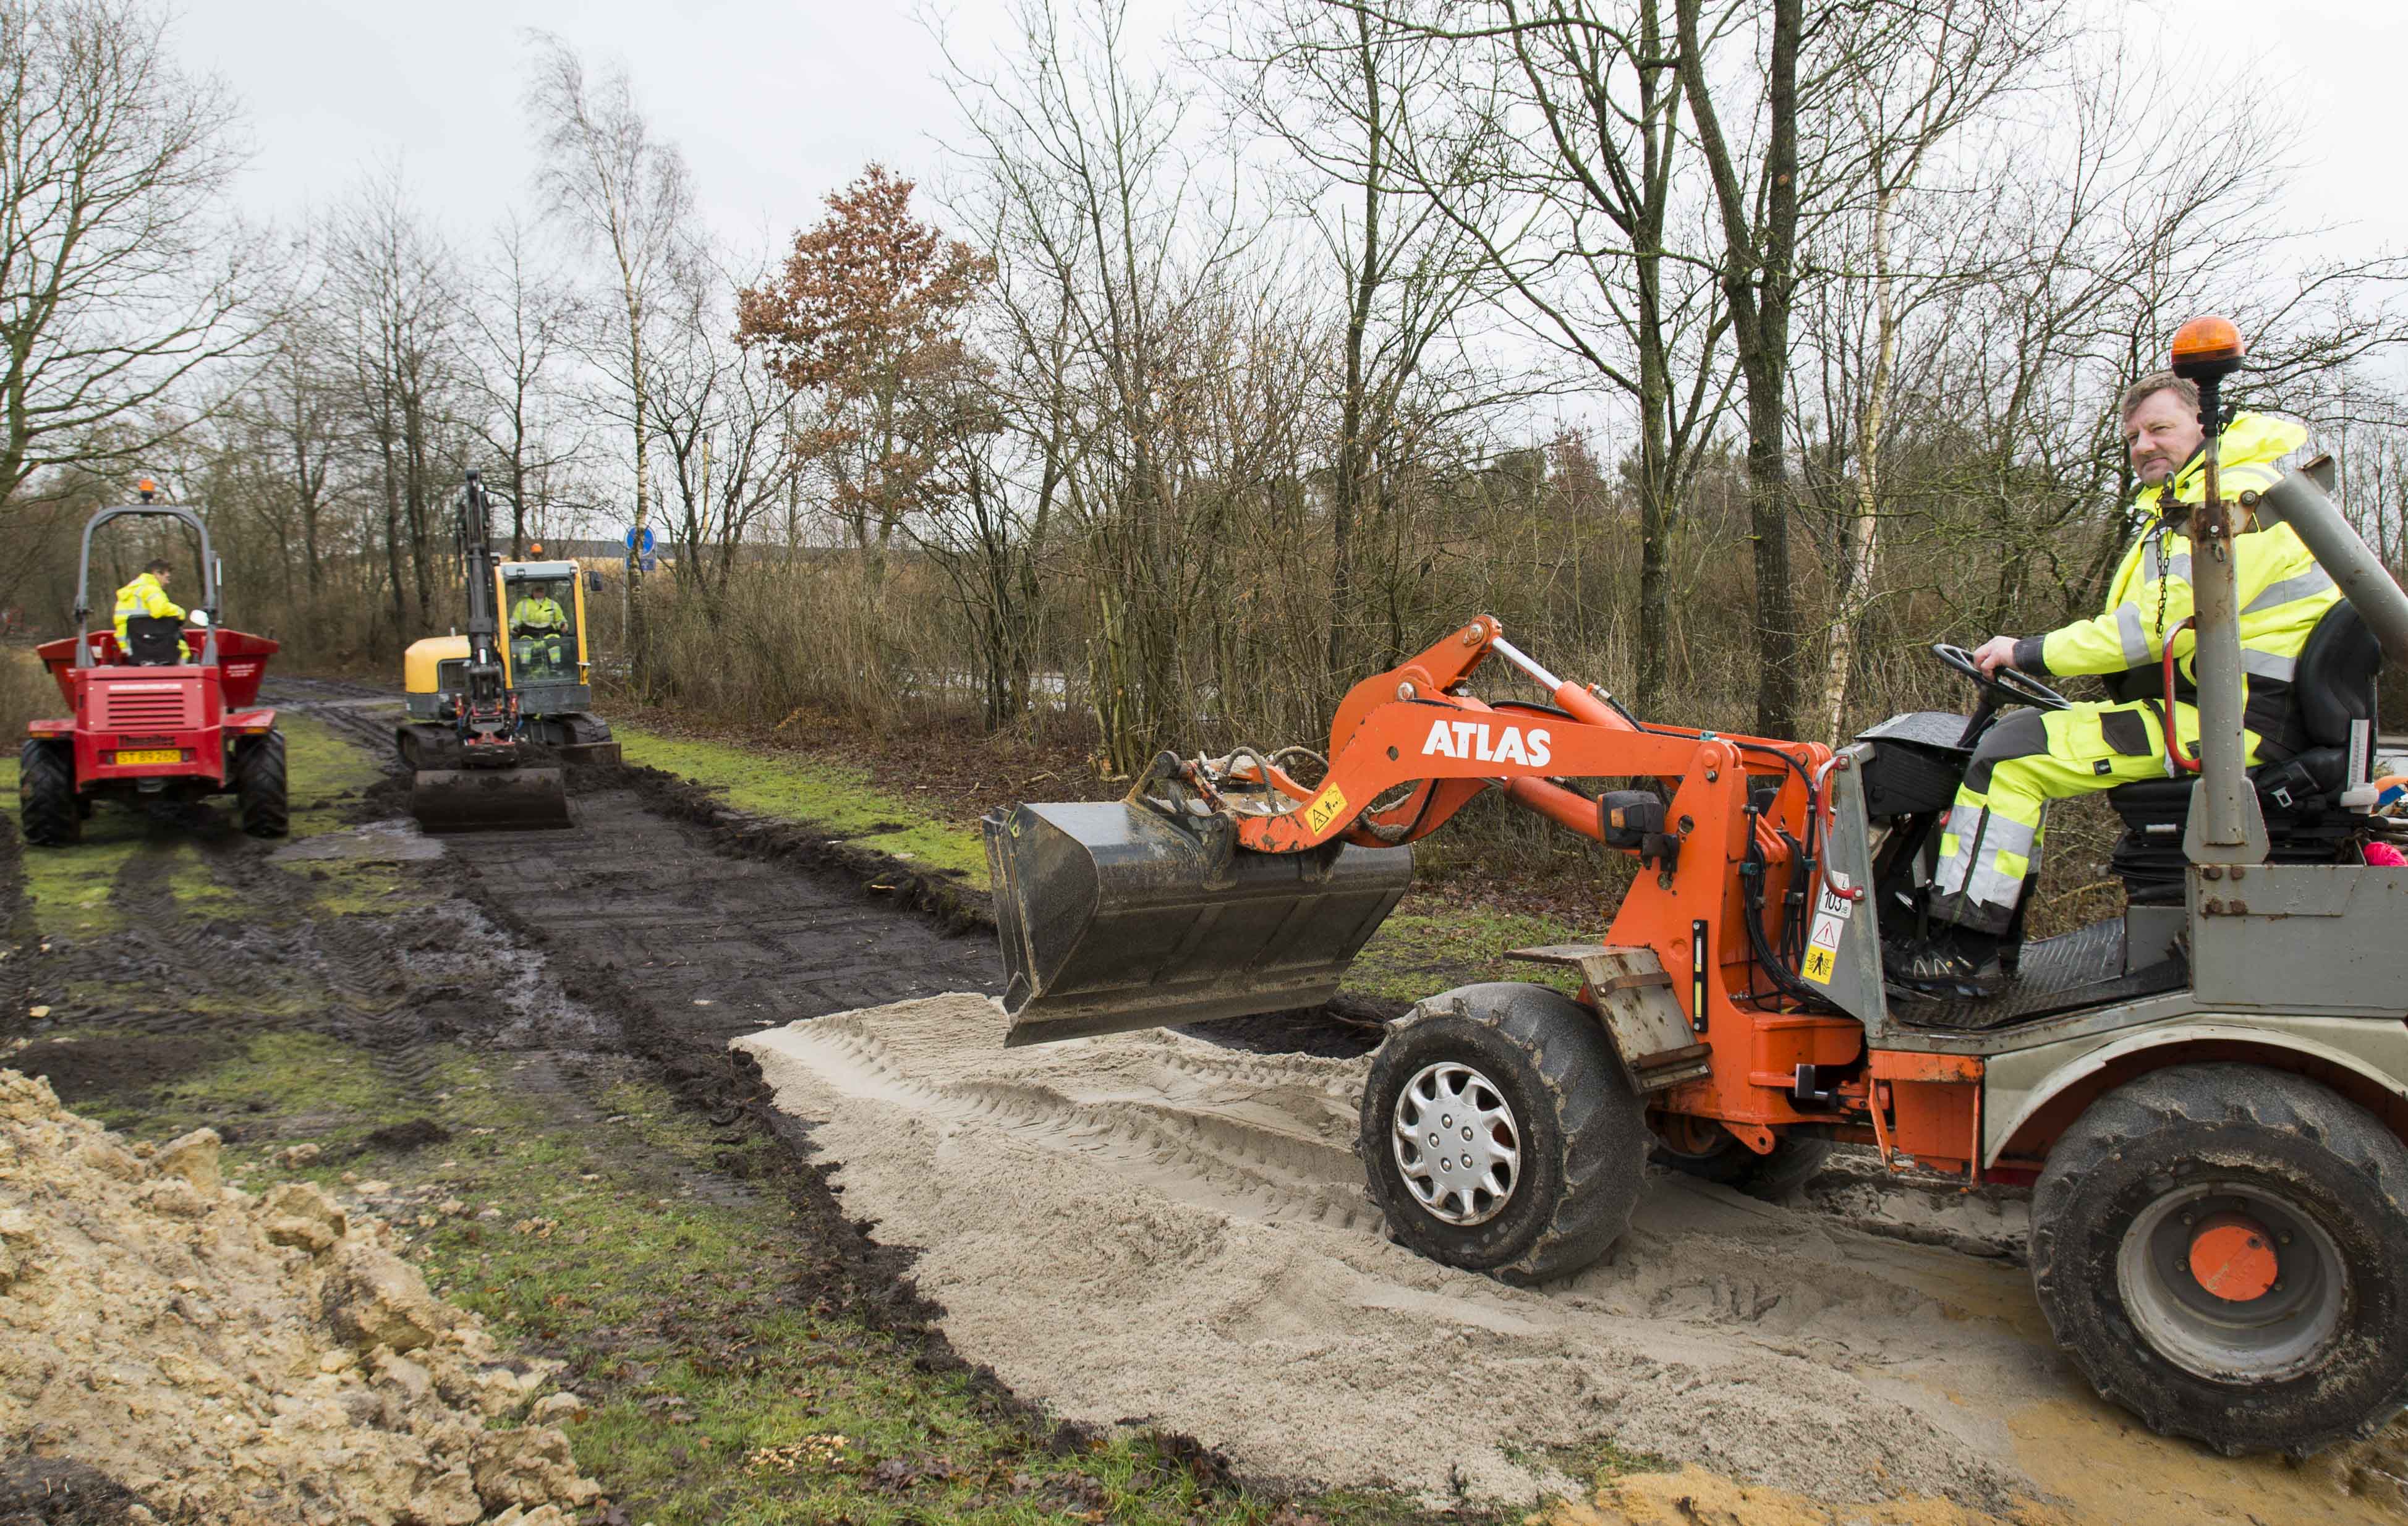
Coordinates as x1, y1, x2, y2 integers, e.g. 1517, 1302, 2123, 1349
18, 739, 79, 846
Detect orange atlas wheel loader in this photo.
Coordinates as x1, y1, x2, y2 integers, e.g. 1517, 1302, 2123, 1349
984, 318, 2408, 1457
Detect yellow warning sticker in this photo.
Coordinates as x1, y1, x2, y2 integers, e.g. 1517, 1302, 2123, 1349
1302, 784, 1350, 836
1800, 945, 1837, 985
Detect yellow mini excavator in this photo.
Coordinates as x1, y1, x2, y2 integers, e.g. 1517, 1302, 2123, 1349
399, 471, 619, 831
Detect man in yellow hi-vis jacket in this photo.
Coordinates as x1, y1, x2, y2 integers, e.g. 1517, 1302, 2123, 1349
1900, 373, 2335, 993
113, 559, 188, 660
509, 586, 569, 677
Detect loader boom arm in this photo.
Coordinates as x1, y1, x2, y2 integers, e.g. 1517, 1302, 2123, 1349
1217, 617, 1827, 862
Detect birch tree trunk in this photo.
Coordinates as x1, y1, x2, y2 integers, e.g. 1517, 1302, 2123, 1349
1821, 185, 1900, 740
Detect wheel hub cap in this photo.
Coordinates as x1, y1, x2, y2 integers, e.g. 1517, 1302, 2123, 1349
1392, 1061, 1519, 1227
2117, 1182, 2345, 1382
2187, 1213, 2279, 1303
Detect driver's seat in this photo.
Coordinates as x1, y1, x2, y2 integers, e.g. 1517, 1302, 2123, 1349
2107, 600, 2380, 902
122, 614, 185, 666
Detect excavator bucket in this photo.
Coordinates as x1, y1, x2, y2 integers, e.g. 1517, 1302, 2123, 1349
984, 800, 1412, 1046
410, 767, 572, 833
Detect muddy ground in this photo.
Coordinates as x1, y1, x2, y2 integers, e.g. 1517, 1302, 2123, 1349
6, 680, 2406, 1524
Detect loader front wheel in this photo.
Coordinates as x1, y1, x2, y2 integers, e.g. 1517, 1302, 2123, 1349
2031, 1064, 2408, 1456
1359, 982, 1645, 1284
19, 739, 80, 846
234, 731, 289, 838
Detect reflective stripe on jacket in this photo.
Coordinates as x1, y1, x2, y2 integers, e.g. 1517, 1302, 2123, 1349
113, 572, 186, 644
2012, 413, 2334, 755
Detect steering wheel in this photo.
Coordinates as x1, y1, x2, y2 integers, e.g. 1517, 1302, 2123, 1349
1931, 643, 2071, 712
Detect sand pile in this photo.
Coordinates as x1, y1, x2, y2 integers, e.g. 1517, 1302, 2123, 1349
0, 1069, 603, 1526
736, 994, 2046, 1507
738, 995, 2408, 1524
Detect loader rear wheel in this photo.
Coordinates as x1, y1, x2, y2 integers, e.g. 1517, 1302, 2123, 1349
1653, 1120, 1832, 1201
19, 739, 80, 847
234, 731, 288, 838
1359, 982, 1645, 1284
2031, 1064, 2408, 1456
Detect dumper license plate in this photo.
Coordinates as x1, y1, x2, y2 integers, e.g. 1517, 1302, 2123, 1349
114, 748, 181, 765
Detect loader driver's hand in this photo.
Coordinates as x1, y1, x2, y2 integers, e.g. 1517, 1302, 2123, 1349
1972, 635, 2022, 678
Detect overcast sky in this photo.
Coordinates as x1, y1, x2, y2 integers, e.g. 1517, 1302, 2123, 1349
178, 0, 1033, 257
176, 0, 2408, 357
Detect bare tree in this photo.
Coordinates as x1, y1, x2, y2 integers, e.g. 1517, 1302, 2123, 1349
947, 0, 1256, 772
1342, 0, 1738, 714
1810, 0, 2066, 739
0, 0, 266, 603
467, 214, 584, 557
1221, 0, 1506, 687
652, 246, 797, 605
332, 167, 466, 640
241, 303, 344, 599
525, 33, 696, 679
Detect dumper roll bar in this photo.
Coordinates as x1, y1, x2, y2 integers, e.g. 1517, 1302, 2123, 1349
72, 504, 221, 670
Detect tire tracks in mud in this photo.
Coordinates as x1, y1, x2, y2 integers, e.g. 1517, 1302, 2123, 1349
261, 687, 1144, 1448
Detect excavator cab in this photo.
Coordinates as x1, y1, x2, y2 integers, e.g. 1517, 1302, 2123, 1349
498, 564, 587, 690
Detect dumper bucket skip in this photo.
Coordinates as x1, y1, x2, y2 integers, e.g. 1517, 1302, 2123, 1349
984, 799, 1412, 1046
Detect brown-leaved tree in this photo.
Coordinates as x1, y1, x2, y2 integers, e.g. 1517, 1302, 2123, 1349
736, 166, 991, 583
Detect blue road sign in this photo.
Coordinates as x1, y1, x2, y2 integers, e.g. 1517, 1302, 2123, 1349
623, 525, 655, 555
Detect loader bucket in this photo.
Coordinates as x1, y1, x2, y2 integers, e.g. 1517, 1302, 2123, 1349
984, 800, 1412, 1046
410, 767, 572, 833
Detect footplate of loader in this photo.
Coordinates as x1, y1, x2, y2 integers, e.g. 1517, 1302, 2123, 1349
983, 800, 1412, 1046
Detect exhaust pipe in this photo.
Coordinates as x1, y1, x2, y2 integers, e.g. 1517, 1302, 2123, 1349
2257, 458, 2408, 668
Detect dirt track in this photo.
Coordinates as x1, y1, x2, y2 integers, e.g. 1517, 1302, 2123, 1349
12, 683, 2407, 1524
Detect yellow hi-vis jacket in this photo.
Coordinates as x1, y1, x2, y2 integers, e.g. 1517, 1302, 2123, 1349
2010, 413, 2336, 755
113, 572, 187, 648
511, 596, 565, 633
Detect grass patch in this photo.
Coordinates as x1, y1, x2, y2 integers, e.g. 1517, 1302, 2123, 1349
10, 824, 142, 939
1345, 899, 1589, 1005
616, 723, 989, 888
281, 713, 385, 839
394, 1068, 1471, 1526
163, 841, 250, 918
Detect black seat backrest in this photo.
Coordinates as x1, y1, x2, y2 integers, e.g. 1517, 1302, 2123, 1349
123, 614, 183, 666
2294, 599, 2380, 748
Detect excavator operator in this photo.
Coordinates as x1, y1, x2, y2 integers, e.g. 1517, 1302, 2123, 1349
509, 583, 569, 679
1900, 371, 2336, 996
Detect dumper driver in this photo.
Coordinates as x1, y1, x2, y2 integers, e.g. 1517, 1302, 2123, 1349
114, 558, 188, 662
510, 583, 568, 677
1898, 373, 2334, 995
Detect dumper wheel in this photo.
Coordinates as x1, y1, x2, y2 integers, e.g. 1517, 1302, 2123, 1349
234, 731, 289, 838
1359, 981, 1645, 1284
1653, 1119, 1832, 1202
2031, 1064, 2408, 1456
19, 739, 80, 847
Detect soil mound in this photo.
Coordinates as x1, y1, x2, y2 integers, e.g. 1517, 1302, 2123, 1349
0, 1070, 603, 1526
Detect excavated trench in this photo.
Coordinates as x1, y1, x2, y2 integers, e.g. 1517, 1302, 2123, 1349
14, 680, 2404, 1524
